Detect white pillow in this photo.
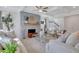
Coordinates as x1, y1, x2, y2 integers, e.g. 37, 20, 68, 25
66, 33, 79, 47
75, 43, 79, 50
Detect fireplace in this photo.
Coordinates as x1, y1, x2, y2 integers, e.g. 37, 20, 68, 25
28, 29, 37, 38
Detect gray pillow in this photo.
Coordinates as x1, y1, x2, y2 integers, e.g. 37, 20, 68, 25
75, 43, 79, 50
66, 33, 79, 47
58, 32, 71, 43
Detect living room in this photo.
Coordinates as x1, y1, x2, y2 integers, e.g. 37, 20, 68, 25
0, 6, 79, 53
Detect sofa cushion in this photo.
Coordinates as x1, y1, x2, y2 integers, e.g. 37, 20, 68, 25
66, 32, 79, 47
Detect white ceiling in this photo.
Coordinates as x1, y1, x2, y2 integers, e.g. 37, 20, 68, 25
0, 6, 79, 17
24, 6, 79, 17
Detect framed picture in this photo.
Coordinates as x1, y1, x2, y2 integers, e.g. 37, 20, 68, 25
41, 21, 44, 24
25, 16, 29, 21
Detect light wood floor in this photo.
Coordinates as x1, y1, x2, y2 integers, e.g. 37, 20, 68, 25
21, 38, 46, 53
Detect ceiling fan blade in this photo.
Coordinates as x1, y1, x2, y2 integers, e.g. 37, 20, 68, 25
35, 6, 40, 9
43, 7, 48, 9
42, 10, 48, 12
35, 6, 42, 9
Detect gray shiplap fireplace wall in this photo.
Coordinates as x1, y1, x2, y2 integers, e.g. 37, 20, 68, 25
20, 11, 40, 39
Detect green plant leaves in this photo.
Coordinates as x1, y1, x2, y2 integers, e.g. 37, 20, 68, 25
1, 42, 17, 53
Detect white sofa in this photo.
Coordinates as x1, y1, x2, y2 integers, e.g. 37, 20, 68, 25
46, 32, 79, 53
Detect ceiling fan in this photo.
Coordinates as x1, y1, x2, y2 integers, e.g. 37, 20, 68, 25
34, 6, 48, 13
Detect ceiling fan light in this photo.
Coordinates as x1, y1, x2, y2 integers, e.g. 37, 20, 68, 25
38, 10, 43, 12
73, 6, 76, 8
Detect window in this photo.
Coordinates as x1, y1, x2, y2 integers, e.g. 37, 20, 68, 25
0, 11, 3, 30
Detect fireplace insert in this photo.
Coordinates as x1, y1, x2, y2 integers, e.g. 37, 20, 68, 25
28, 29, 36, 33
28, 29, 36, 38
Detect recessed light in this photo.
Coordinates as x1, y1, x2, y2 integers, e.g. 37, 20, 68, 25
73, 6, 76, 8
4, 6, 8, 8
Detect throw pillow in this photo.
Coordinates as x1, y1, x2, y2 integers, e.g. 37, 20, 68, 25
75, 43, 79, 50
58, 32, 70, 43
66, 32, 79, 47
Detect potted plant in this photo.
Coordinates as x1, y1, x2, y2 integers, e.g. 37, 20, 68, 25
2, 13, 14, 31
0, 42, 18, 53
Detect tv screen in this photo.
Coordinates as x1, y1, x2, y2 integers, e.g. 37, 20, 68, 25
28, 29, 36, 33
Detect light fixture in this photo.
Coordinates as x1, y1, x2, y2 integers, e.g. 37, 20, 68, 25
73, 6, 76, 8
35, 6, 48, 13
38, 9, 43, 12
4, 6, 8, 8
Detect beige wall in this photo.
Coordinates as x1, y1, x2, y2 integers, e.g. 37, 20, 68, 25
64, 14, 79, 33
